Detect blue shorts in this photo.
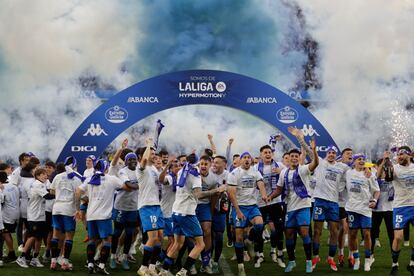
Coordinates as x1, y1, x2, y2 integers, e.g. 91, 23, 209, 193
286, 208, 311, 229
112, 209, 138, 224
347, 211, 371, 229
232, 205, 262, 229
229, 207, 235, 225
393, 206, 414, 230
212, 212, 226, 232
139, 205, 164, 233
164, 217, 174, 237
172, 214, 203, 237
196, 203, 212, 222
52, 215, 76, 232
313, 198, 339, 222
88, 219, 113, 239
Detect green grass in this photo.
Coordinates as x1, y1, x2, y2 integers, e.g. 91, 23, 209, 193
1, 223, 412, 275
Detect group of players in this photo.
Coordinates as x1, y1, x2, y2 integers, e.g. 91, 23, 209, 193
0, 127, 414, 276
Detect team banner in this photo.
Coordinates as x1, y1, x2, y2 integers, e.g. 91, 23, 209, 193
57, 70, 338, 172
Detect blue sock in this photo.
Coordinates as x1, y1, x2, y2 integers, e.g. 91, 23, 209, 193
365, 249, 371, 258
313, 242, 320, 256
353, 251, 360, 259
329, 244, 337, 258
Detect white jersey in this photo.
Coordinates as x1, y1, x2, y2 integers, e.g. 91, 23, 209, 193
255, 162, 285, 207
373, 179, 393, 212
9, 167, 22, 186
79, 175, 123, 221
109, 164, 123, 178
20, 176, 35, 219
199, 173, 218, 204
83, 168, 94, 178
50, 172, 82, 216
45, 180, 54, 212
137, 165, 160, 209
161, 174, 176, 218
27, 180, 48, 222
1, 183, 20, 224
115, 167, 139, 211
0, 190, 4, 230
227, 166, 263, 206
172, 170, 202, 215
276, 165, 313, 212
313, 158, 348, 203
392, 163, 414, 208
211, 169, 228, 211
345, 169, 379, 217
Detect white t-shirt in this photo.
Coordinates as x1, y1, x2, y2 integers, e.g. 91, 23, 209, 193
313, 158, 348, 203
83, 168, 94, 178
109, 164, 123, 178
50, 172, 82, 216
255, 162, 285, 207
227, 166, 263, 206
172, 170, 202, 215
199, 173, 218, 204
115, 167, 139, 211
345, 169, 380, 217
276, 165, 312, 212
27, 180, 48, 222
210, 169, 228, 211
79, 175, 123, 221
45, 180, 54, 212
392, 163, 414, 208
0, 190, 4, 230
373, 179, 393, 212
137, 165, 161, 209
20, 176, 35, 219
1, 183, 20, 224
161, 174, 176, 218
9, 167, 21, 186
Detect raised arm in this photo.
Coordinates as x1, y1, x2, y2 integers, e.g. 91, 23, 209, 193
111, 138, 128, 166
159, 158, 175, 185
288, 126, 314, 161
225, 138, 234, 166
377, 151, 391, 178
140, 138, 153, 169
208, 134, 217, 155
308, 138, 319, 172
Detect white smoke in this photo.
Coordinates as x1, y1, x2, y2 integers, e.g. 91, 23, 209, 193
296, 0, 414, 154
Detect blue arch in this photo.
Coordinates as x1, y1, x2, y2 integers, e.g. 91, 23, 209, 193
57, 70, 337, 172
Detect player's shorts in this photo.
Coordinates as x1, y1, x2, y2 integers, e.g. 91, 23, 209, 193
313, 198, 340, 222
347, 211, 371, 229
52, 215, 76, 232
196, 203, 212, 222
339, 207, 348, 220
112, 209, 138, 224
27, 221, 47, 238
172, 213, 203, 237
2, 223, 17, 233
259, 203, 285, 226
139, 205, 164, 233
232, 205, 262, 229
212, 212, 226, 232
393, 206, 414, 230
164, 217, 174, 237
87, 219, 113, 239
286, 207, 311, 229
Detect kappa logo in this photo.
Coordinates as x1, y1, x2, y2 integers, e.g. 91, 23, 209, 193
83, 123, 108, 137
302, 124, 320, 137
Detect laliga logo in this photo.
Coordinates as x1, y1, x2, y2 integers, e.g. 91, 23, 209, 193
276, 106, 299, 124
178, 81, 226, 92
105, 105, 128, 124
215, 81, 226, 92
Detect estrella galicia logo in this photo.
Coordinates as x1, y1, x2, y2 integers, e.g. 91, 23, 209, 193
105, 105, 128, 124
276, 106, 299, 124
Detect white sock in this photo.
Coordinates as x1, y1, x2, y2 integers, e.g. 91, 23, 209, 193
98, 263, 105, 269
238, 263, 244, 269
149, 264, 156, 270
339, 248, 344, 255
111, 253, 116, 259
270, 247, 276, 253
277, 250, 283, 256
410, 260, 414, 266
392, 262, 399, 267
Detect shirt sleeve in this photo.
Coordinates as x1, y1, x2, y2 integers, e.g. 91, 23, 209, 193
78, 182, 88, 192
299, 164, 311, 176
108, 164, 120, 176
369, 176, 380, 193
255, 170, 264, 182
111, 175, 124, 190
276, 169, 285, 188
118, 169, 129, 183
192, 175, 202, 189
165, 175, 173, 186
227, 171, 237, 186
32, 185, 48, 198
50, 175, 58, 190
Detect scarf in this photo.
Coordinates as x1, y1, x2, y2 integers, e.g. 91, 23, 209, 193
257, 159, 279, 190
168, 172, 178, 192
64, 156, 85, 182
153, 119, 165, 150
282, 167, 310, 200
177, 161, 200, 188
88, 159, 107, 186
